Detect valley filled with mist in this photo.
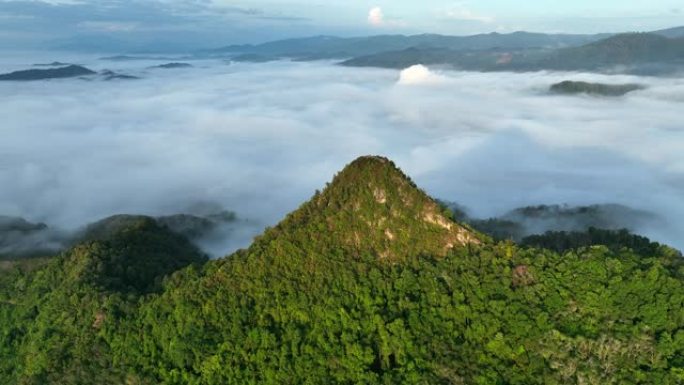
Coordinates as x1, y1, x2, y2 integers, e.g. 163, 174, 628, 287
1, 55, 683, 257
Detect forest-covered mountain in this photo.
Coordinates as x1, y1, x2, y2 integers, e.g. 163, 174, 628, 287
212, 27, 684, 75
0, 65, 141, 81
212, 31, 605, 61
656, 26, 684, 38
535, 33, 684, 72
0, 212, 237, 262
340, 33, 684, 75
1, 156, 683, 384
549, 81, 644, 96
0, 65, 95, 81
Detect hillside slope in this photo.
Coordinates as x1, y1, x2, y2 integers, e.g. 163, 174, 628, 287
0, 218, 206, 383
538, 33, 684, 71
341, 33, 684, 75
251, 156, 480, 262
1, 156, 683, 385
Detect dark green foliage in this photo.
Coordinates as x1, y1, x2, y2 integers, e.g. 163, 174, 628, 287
508, 204, 653, 225
1, 157, 683, 384
469, 218, 526, 241
550, 81, 644, 96
116, 238, 684, 384
67, 217, 207, 294
0, 65, 96, 81
156, 212, 236, 240
150, 63, 193, 69
521, 227, 680, 258
0, 219, 206, 384
100, 70, 140, 81
1, 210, 238, 262
0, 216, 48, 233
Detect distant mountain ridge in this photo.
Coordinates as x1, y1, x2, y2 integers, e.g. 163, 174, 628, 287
211, 26, 684, 75
535, 33, 684, 72
212, 26, 681, 60
341, 32, 684, 75
654, 25, 684, 38
212, 31, 609, 60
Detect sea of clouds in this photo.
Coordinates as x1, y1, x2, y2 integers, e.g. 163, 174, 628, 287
1, 56, 683, 254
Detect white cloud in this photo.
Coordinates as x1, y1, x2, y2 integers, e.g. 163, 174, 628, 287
397, 64, 444, 85
368, 6, 384, 26
444, 5, 495, 23
1, 57, 684, 253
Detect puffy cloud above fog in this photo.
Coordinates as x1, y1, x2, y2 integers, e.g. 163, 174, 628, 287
1, 58, 684, 251
366, 6, 407, 28
397, 64, 445, 85
368, 6, 384, 26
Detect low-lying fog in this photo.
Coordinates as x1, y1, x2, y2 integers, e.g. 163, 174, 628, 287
1, 55, 683, 255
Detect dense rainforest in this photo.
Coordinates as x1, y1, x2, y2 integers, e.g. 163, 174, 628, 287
1, 156, 683, 384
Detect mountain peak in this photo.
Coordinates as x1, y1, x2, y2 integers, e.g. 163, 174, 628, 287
253, 156, 480, 262
332, 155, 410, 187
64, 217, 206, 293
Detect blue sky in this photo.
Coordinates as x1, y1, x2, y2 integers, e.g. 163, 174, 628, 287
0, 0, 682, 51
